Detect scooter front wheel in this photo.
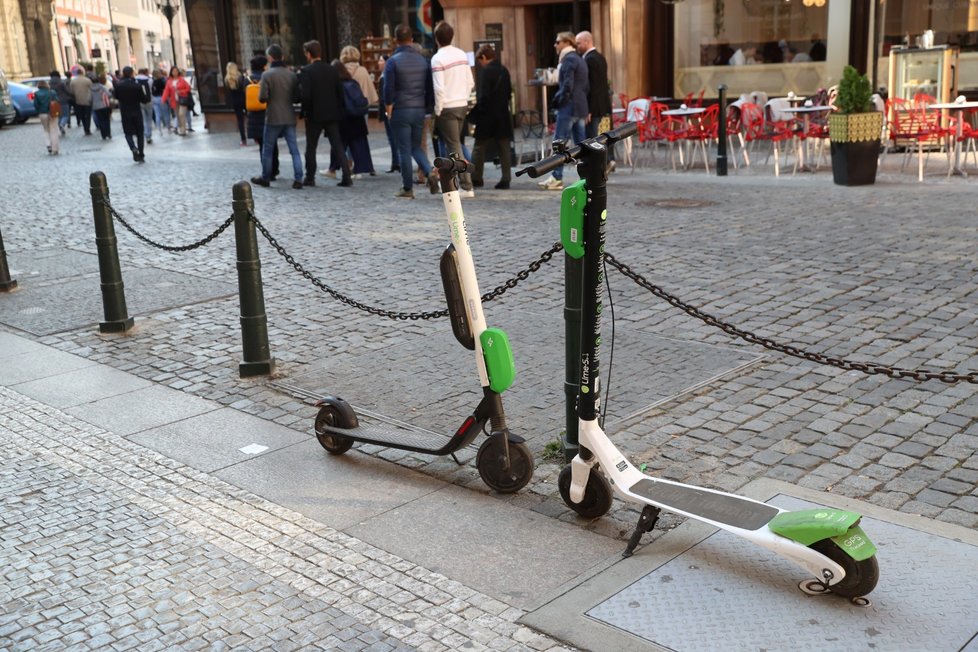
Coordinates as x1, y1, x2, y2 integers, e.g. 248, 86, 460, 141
476, 434, 534, 493
314, 406, 354, 455
810, 538, 879, 598
558, 464, 613, 519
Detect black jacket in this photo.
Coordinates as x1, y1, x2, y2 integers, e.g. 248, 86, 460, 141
584, 49, 612, 118
114, 77, 150, 114
473, 60, 513, 141
299, 59, 343, 123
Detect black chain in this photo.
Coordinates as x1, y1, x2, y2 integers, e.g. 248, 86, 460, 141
103, 198, 234, 252
605, 252, 978, 385
249, 210, 561, 321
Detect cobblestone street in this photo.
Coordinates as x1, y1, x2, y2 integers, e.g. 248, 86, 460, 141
3, 114, 978, 649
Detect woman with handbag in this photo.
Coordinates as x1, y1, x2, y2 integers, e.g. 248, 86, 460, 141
161, 65, 193, 135
33, 79, 61, 155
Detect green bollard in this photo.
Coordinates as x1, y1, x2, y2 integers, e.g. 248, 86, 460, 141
90, 172, 134, 333
0, 223, 17, 292
562, 253, 583, 461
232, 181, 276, 378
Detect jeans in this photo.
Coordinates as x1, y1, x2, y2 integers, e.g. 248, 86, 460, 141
551, 108, 586, 180
153, 97, 170, 130
140, 103, 154, 139
434, 107, 472, 190
381, 112, 399, 169
261, 123, 303, 182
58, 102, 71, 130
389, 106, 432, 191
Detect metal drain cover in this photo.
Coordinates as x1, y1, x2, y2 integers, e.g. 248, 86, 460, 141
637, 198, 717, 209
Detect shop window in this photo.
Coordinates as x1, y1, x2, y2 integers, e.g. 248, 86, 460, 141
880, 0, 978, 53
232, 0, 314, 66
186, 0, 222, 106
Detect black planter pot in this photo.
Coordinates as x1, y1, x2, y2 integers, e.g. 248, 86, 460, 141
830, 140, 881, 186
828, 112, 884, 186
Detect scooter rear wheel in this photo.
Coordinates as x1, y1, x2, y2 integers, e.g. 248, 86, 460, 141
315, 406, 354, 455
558, 464, 613, 519
476, 434, 534, 493
810, 538, 879, 598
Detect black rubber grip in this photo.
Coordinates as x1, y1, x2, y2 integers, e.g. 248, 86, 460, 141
515, 121, 639, 177
434, 156, 470, 174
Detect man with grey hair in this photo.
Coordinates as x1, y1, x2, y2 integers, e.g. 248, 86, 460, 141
251, 44, 304, 189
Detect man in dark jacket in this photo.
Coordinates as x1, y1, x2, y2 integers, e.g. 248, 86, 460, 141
298, 40, 350, 187
539, 31, 588, 191
114, 67, 150, 162
383, 24, 436, 199
252, 44, 304, 189
470, 45, 513, 190
576, 31, 615, 170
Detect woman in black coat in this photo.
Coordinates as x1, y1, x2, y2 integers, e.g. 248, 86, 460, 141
470, 45, 514, 189
245, 55, 279, 179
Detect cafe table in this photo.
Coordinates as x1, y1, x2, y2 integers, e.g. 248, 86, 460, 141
528, 79, 556, 158
661, 106, 706, 170
928, 100, 978, 177
780, 104, 833, 173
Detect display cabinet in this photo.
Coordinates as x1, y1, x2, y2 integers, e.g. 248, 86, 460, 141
888, 45, 959, 104
360, 36, 393, 98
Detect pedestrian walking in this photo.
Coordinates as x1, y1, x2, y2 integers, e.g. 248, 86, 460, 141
69, 67, 93, 135
50, 71, 71, 135
161, 66, 192, 136
469, 45, 513, 190
536, 32, 588, 191
114, 66, 149, 162
327, 59, 373, 179
91, 75, 113, 140
430, 21, 475, 196
336, 45, 378, 176
376, 55, 400, 174
383, 24, 436, 199
245, 56, 279, 181
135, 68, 154, 144
151, 69, 169, 135
297, 40, 350, 187
250, 44, 304, 189
225, 62, 247, 145
32, 80, 61, 155
576, 31, 615, 170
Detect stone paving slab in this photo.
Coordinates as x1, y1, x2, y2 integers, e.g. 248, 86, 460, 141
0, 386, 573, 652
522, 479, 978, 652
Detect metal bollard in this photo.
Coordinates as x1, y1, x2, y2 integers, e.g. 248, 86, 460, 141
232, 181, 275, 378
90, 172, 134, 332
562, 254, 583, 461
0, 223, 17, 292
717, 84, 728, 177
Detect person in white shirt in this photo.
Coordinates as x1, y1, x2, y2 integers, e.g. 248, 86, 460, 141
430, 21, 475, 196
729, 45, 757, 66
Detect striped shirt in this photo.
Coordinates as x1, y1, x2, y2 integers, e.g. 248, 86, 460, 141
431, 44, 474, 116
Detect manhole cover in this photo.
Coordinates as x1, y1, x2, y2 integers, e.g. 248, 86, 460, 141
637, 198, 717, 209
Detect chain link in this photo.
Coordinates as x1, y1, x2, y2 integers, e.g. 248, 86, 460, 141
605, 252, 978, 385
103, 198, 234, 252
249, 209, 561, 321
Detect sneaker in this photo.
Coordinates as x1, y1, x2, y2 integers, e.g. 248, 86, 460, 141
427, 170, 440, 194
302, 178, 316, 187
47, 146, 52, 153
251, 176, 270, 187
132, 149, 139, 162
394, 187, 414, 198
292, 180, 303, 190
542, 177, 563, 191
459, 189, 475, 198
147, 137, 153, 144
536, 174, 555, 187
494, 181, 510, 190
607, 160, 616, 174
320, 169, 337, 178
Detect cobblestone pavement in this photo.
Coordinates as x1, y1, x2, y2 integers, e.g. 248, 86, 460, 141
0, 386, 570, 652
2, 115, 978, 547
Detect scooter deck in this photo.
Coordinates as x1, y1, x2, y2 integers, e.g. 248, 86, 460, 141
629, 478, 778, 531
321, 420, 472, 455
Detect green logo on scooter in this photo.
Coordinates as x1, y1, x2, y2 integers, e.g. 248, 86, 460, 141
560, 181, 587, 259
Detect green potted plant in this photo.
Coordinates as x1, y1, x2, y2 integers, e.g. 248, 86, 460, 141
829, 65, 883, 186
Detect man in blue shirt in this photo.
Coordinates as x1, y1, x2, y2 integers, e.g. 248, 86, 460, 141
383, 24, 436, 198
539, 31, 588, 191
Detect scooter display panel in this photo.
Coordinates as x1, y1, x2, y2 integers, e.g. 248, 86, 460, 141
630, 478, 778, 530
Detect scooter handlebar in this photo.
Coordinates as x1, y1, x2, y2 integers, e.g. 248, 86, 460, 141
516, 122, 639, 178
434, 156, 470, 174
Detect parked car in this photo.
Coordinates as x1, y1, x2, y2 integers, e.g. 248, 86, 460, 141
16, 76, 50, 89
0, 69, 16, 127
8, 82, 39, 123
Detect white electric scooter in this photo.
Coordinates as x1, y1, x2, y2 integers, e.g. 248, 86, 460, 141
516, 123, 879, 598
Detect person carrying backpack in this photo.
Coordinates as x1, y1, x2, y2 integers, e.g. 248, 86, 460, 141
298, 39, 351, 187
324, 54, 375, 178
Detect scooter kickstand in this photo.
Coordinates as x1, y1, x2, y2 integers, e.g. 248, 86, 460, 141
450, 453, 463, 466
623, 505, 661, 558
